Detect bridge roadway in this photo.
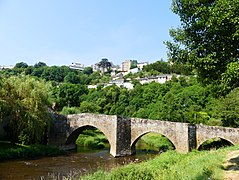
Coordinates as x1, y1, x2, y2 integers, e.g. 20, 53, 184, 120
48, 113, 239, 157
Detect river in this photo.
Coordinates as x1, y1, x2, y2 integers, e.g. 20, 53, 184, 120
0, 141, 159, 179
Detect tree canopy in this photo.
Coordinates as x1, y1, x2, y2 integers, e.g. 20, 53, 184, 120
0, 76, 52, 144
166, 0, 239, 89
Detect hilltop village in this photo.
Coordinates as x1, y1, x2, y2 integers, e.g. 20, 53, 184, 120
1, 59, 180, 90
70, 59, 177, 89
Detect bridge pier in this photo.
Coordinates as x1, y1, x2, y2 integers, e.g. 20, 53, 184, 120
110, 116, 132, 157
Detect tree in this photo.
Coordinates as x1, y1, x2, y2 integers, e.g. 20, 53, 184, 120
0, 76, 52, 144
83, 67, 93, 75
143, 60, 169, 74
41, 66, 65, 82
130, 60, 138, 69
166, 0, 239, 85
64, 72, 81, 84
79, 101, 101, 113
97, 58, 112, 74
208, 88, 239, 127
15, 62, 28, 69
53, 83, 88, 110
34, 62, 47, 68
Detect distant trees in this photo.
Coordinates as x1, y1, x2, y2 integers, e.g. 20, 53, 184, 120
15, 62, 28, 69
142, 60, 192, 75
34, 61, 47, 68
130, 60, 138, 69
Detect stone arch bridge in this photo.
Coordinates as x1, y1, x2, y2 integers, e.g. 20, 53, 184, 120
48, 113, 239, 157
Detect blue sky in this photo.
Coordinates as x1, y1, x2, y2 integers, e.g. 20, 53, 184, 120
0, 1, 180, 66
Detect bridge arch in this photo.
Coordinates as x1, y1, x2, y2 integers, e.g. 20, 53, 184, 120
65, 125, 112, 148
131, 131, 176, 153
197, 136, 235, 150
195, 124, 239, 150
64, 114, 119, 156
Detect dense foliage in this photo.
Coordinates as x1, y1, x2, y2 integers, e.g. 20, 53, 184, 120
166, 0, 239, 93
0, 142, 65, 161
142, 60, 192, 75
56, 74, 239, 127
0, 76, 52, 144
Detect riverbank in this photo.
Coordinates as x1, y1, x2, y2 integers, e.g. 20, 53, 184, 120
82, 146, 239, 180
0, 141, 66, 161
223, 150, 239, 179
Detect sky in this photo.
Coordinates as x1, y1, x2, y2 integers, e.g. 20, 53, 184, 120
0, 1, 180, 66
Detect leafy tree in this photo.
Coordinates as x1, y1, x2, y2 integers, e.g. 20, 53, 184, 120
15, 62, 28, 69
25, 66, 34, 75
34, 62, 47, 68
0, 76, 52, 144
97, 58, 112, 74
53, 83, 88, 110
83, 67, 93, 75
41, 66, 66, 82
208, 88, 239, 127
130, 60, 138, 69
31, 67, 44, 77
143, 60, 170, 74
221, 62, 239, 93
64, 72, 81, 84
167, 0, 239, 85
79, 101, 101, 113
61, 106, 81, 115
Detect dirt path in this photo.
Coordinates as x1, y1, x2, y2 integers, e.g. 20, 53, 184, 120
223, 150, 239, 180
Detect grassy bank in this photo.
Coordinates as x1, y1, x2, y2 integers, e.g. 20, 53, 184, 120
82, 146, 239, 180
140, 133, 174, 151
76, 129, 108, 149
0, 141, 65, 161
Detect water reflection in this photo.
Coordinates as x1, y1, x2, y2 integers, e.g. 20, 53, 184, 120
0, 142, 157, 179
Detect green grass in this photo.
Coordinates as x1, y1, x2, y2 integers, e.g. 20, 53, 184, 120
81, 146, 239, 180
76, 129, 108, 149
0, 141, 66, 161
140, 133, 175, 151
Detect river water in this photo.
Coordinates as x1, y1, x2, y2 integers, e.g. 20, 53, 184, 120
0, 142, 158, 179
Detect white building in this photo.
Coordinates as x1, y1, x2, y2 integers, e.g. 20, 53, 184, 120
137, 62, 148, 70
108, 79, 134, 90
69, 62, 85, 70
138, 74, 173, 85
